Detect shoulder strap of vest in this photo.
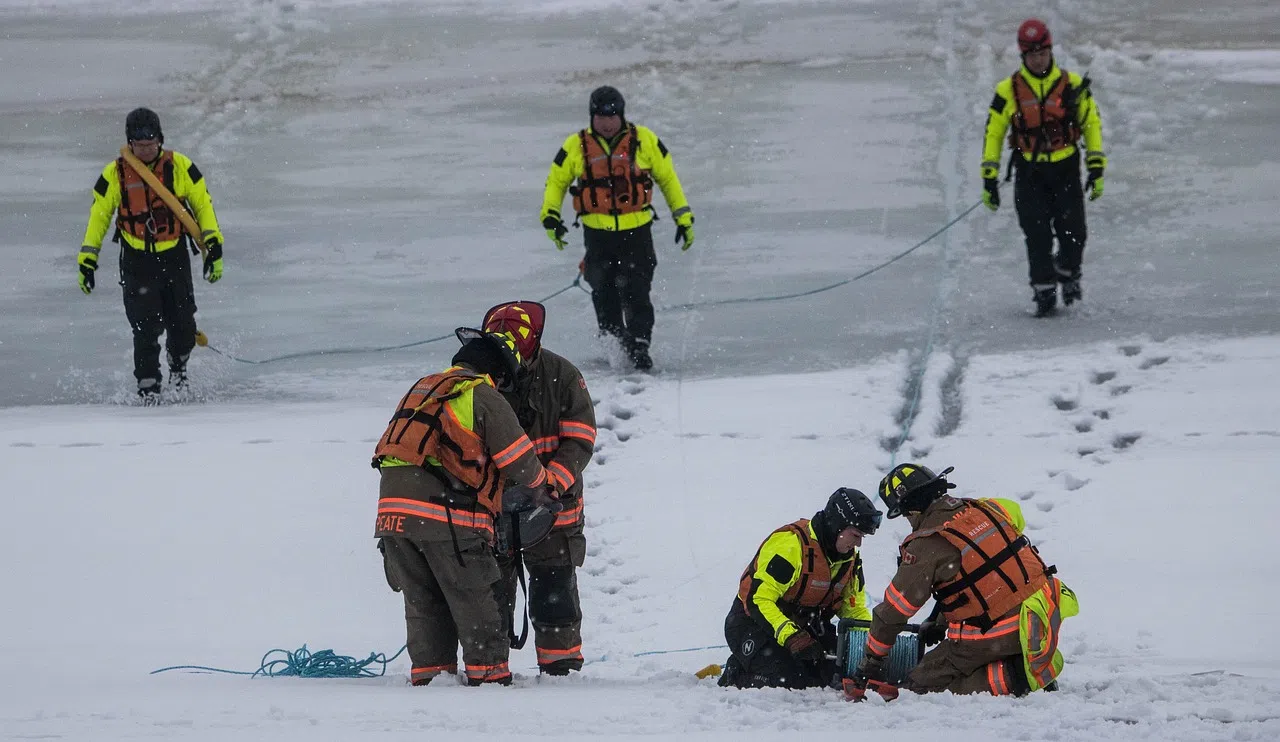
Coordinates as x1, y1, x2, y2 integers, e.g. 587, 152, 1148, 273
931, 501, 1044, 606
784, 521, 816, 599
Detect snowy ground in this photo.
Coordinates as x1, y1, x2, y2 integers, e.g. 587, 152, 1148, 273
2, 0, 1279, 739
2, 334, 1279, 740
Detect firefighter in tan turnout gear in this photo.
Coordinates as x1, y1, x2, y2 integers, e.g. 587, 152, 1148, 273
78, 107, 225, 401
718, 488, 882, 690
540, 85, 695, 371
481, 301, 598, 675
373, 328, 558, 687
846, 464, 1079, 700
982, 19, 1106, 317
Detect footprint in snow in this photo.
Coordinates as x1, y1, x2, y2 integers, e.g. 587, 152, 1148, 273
1112, 433, 1142, 451
1091, 370, 1117, 385
1119, 344, 1142, 357
1110, 385, 1132, 397
1074, 419, 1094, 433
610, 406, 634, 421
1061, 473, 1090, 491
1138, 356, 1169, 370
1051, 394, 1079, 412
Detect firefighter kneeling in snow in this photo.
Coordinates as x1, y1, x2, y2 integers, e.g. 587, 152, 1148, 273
847, 464, 1079, 700
719, 488, 882, 689
373, 328, 557, 687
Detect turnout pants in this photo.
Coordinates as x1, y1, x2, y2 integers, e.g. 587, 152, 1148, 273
381, 534, 511, 686
582, 224, 658, 352
1013, 155, 1087, 291
119, 244, 198, 389
495, 520, 587, 673
906, 617, 1028, 696
718, 601, 836, 690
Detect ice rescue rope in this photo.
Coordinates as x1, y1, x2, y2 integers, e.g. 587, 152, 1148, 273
200, 203, 980, 365
150, 644, 409, 678
200, 279, 585, 365
150, 642, 723, 677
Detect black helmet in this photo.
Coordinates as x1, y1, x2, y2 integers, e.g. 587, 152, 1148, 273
589, 86, 625, 118
879, 463, 956, 518
499, 485, 559, 551
125, 107, 163, 143
452, 327, 523, 392
823, 487, 882, 535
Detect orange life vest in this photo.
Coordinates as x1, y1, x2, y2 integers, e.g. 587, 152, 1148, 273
737, 519, 859, 619
903, 500, 1051, 630
571, 124, 654, 217
115, 151, 184, 247
1008, 71, 1081, 156
372, 369, 503, 516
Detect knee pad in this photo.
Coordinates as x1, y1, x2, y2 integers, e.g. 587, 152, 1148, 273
528, 566, 580, 626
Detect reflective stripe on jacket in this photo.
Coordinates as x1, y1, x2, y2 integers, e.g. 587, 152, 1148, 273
541, 123, 691, 232
373, 367, 550, 542
82, 149, 223, 253
572, 124, 653, 217
981, 64, 1105, 174
736, 519, 869, 646
903, 498, 1052, 629
501, 349, 596, 530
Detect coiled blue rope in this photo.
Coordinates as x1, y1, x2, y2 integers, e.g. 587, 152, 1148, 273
151, 644, 408, 678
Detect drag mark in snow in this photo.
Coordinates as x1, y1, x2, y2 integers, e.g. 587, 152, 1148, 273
934, 353, 968, 438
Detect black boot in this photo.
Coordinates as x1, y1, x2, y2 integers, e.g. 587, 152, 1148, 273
1061, 279, 1082, 306
628, 339, 653, 372
137, 378, 161, 405
1033, 287, 1058, 318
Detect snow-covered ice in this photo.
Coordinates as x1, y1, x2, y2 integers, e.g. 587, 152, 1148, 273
1, 0, 1278, 739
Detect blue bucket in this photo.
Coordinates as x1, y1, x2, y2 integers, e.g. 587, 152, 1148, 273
837, 619, 923, 685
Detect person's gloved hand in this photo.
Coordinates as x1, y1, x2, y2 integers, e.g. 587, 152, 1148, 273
1085, 155, 1105, 201
783, 630, 824, 663
203, 237, 223, 283
981, 165, 1001, 212
843, 653, 897, 701
533, 483, 564, 514
77, 251, 97, 295
674, 211, 695, 251
543, 214, 568, 250
918, 620, 947, 647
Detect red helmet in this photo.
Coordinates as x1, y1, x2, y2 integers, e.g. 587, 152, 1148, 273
482, 301, 546, 364
1017, 18, 1052, 53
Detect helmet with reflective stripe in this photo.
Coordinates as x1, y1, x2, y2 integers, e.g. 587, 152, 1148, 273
453, 327, 523, 391
1017, 18, 1052, 53
879, 463, 956, 518
482, 301, 545, 365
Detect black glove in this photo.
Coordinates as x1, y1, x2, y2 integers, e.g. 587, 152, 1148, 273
542, 215, 568, 250
78, 264, 95, 295
918, 620, 946, 647
1085, 167, 1105, 201
982, 177, 1000, 211
203, 237, 223, 283
783, 630, 824, 663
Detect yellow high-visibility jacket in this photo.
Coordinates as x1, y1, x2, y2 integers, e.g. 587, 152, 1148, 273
981, 63, 1105, 175
541, 124, 691, 232
80, 150, 222, 262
